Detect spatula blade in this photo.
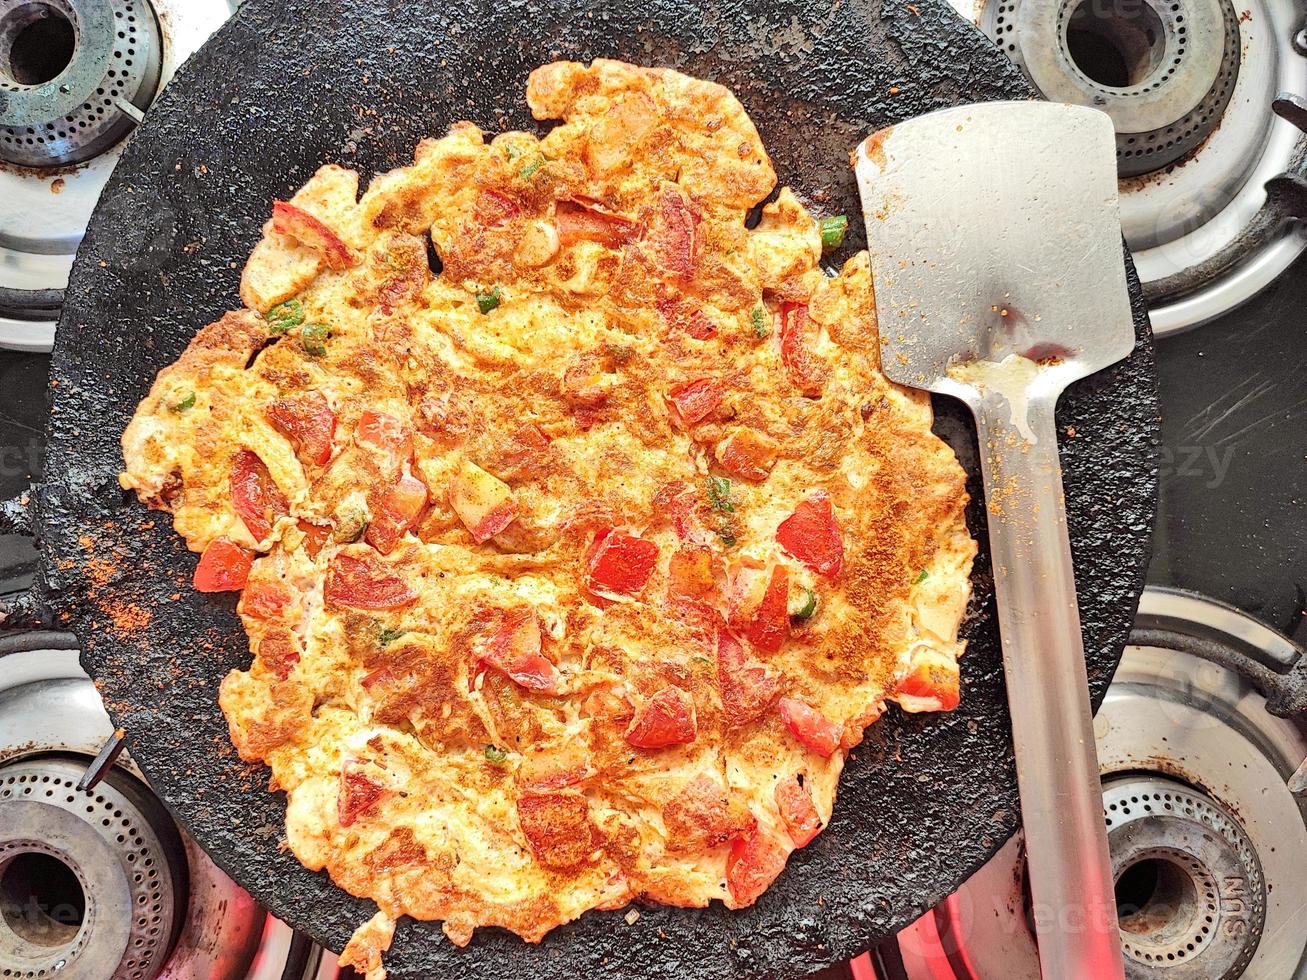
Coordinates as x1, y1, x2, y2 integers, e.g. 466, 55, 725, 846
853, 101, 1134, 395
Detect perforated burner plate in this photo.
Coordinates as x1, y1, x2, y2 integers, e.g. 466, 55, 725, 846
0, 0, 235, 354
893, 588, 1307, 979
1103, 777, 1266, 978
0, 644, 313, 980
0, 757, 184, 980
959, 0, 1307, 333
981, 0, 1241, 177
0, 0, 162, 168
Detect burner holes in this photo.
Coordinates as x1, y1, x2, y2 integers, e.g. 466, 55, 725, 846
1066, 0, 1168, 88
0, 3, 75, 87
0, 853, 85, 948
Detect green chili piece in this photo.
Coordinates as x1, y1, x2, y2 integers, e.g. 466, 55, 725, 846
819, 215, 848, 250
706, 476, 734, 513
476, 286, 502, 314
167, 391, 196, 413
333, 506, 369, 544
789, 587, 818, 621
913, 569, 930, 585
484, 745, 509, 765
266, 298, 305, 334
300, 322, 330, 356
716, 517, 738, 547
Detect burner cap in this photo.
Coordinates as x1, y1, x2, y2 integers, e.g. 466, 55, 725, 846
968, 0, 1307, 335
1104, 776, 1266, 978
0, 0, 162, 169
0, 756, 186, 979
988, 0, 1242, 178
899, 589, 1307, 979
0, 642, 324, 980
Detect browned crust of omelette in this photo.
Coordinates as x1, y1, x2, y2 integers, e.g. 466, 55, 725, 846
119, 59, 975, 976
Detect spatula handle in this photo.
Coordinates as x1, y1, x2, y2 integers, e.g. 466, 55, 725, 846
971, 391, 1124, 980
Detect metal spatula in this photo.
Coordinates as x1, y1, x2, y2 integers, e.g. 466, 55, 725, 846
854, 101, 1132, 980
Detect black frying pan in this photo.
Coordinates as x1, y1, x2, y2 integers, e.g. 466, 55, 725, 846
12, 1, 1159, 976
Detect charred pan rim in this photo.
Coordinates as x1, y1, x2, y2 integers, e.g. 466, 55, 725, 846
42, 1, 1160, 978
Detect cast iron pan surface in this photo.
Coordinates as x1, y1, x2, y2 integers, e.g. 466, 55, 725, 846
41, 1, 1159, 976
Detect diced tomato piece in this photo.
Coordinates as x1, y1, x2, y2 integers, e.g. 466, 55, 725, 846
662, 774, 752, 850
239, 580, 292, 619
656, 297, 716, 340
448, 460, 519, 543
364, 516, 403, 556
716, 628, 781, 725
775, 491, 843, 578
744, 565, 789, 655
668, 545, 718, 600
560, 356, 610, 408
570, 402, 609, 431
726, 558, 768, 625
647, 184, 699, 279
667, 378, 723, 429
726, 819, 787, 905
778, 697, 842, 757
684, 310, 717, 340
475, 188, 522, 227
586, 531, 659, 597
474, 608, 560, 694
354, 409, 413, 457
325, 554, 417, 610
271, 200, 355, 271
652, 482, 699, 541
230, 449, 288, 542
337, 762, 386, 827
556, 199, 641, 247
266, 391, 336, 466
516, 791, 594, 868
715, 429, 778, 483
778, 302, 827, 396
257, 628, 301, 680
365, 473, 428, 554
665, 598, 727, 646
774, 775, 822, 847
586, 92, 658, 175
518, 746, 594, 791
894, 648, 961, 712
193, 537, 253, 592
297, 519, 331, 559
625, 686, 697, 748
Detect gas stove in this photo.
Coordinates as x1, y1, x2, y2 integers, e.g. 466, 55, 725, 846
2, 0, 1305, 978
0, 631, 336, 978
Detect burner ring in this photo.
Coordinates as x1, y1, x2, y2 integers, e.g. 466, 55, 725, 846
0, 757, 184, 980
0, 0, 162, 168
1103, 776, 1266, 979
984, 0, 1242, 177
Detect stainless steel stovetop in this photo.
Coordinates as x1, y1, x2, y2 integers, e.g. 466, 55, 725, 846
1, 0, 1305, 978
